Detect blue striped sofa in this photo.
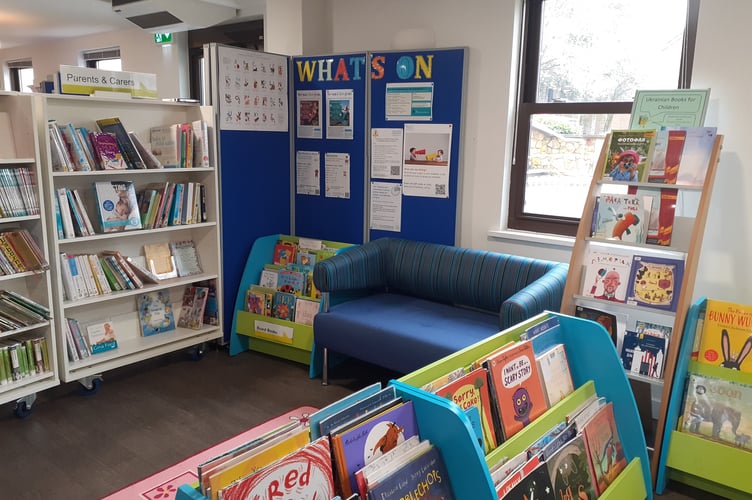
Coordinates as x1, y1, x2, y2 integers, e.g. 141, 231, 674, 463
309, 237, 569, 383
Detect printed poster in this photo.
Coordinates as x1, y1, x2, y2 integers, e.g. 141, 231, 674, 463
402, 123, 452, 198
325, 153, 350, 199
296, 89, 322, 139
370, 182, 402, 232
296, 150, 321, 196
371, 128, 404, 180
326, 89, 354, 140
629, 89, 710, 130
385, 82, 434, 121
217, 46, 288, 131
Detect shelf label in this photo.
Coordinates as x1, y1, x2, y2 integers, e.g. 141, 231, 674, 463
58, 65, 157, 99
254, 320, 294, 345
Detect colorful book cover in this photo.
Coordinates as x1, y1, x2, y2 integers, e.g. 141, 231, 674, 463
276, 269, 306, 296
309, 382, 382, 441
545, 434, 598, 500
434, 367, 498, 453
581, 402, 628, 496
318, 386, 398, 439
86, 320, 118, 354
679, 373, 752, 450
217, 437, 335, 500
625, 254, 684, 312
177, 286, 209, 330
535, 343, 575, 407
574, 305, 618, 346
498, 461, 554, 500
697, 299, 752, 372
272, 291, 296, 321
272, 241, 297, 266
630, 185, 678, 246
296, 251, 317, 266
592, 193, 651, 243
93, 180, 142, 233
332, 400, 419, 497
365, 445, 454, 500
258, 268, 279, 289
646, 129, 686, 183
247, 285, 274, 316
484, 340, 548, 440
96, 117, 146, 169
293, 297, 319, 326
580, 250, 633, 303
602, 129, 657, 182
620, 330, 668, 378
137, 291, 176, 337
675, 126, 718, 186
90, 131, 127, 170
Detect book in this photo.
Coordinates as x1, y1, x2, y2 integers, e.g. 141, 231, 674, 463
521, 316, 560, 341
318, 386, 398, 439
580, 249, 633, 303
434, 367, 498, 453
258, 268, 279, 289
497, 460, 554, 499
357, 436, 427, 498
535, 343, 574, 407
365, 445, 454, 500
195, 278, 219, 326
272, 291, 296, 322
143, 242, 177, 279
89, 131, 127, 170
574, 305, 618, 346
697, 299, 752, 372
602, 129, 657, 182
246, 285, 274, 316
580, 402, 628, 496
675, 126, 717, 186
96, 117, 146, 169
137, 291, 176, 336
620, 329, 668, 378
592, 192, 652, 243
276, 269, 306, 296
545, 434, 598, 500
625, 254, 684, 312
216, 436, 335, 500
128, 131, 163, 169
293, 297, 319, 326
679, 373, 752, 449
629, 185, 678, 246
58, 123, 93, 171
150, 124, 180, 168
646, 129, 686, 183
309, 382, 383, 440
484, 340, 548, 439
86, 320, 118, 354
272, 240, 297, 266
169, 240, 202, 277
124, 255, 161, 284
192, 119, 211, 168
93, 180, 142, 233
177, 286, 209, 330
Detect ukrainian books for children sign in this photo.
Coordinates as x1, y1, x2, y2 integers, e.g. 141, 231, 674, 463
59, 65, 157, 98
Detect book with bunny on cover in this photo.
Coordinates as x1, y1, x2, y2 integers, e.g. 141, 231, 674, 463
625, 254, 684, 312
696, 299, 752, 373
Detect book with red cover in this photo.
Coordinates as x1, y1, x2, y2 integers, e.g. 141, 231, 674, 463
581, 402, 628, 496
483, 340, 549, 440
629, 185, 678, 246
647, 129, 687, 183
272, 241, 297, 266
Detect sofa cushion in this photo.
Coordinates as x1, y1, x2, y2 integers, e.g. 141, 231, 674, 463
314, 292, 500, 374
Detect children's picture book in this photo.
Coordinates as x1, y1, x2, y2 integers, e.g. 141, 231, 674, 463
177, 286, 209, 330
625, 254, 684, 312
357, 436, 427, 498
580, 250, 633, 303
216, 437, 335, 500
272, 240, 297, 266
309, 382, 383, 441
272, 291, 296, 321
581, 402, 628, 496
365, 445, 454, 500
246, 285, 274, 316
434, 367, 498, 453
137, 291, 176, 337
85, 320, 118, 354
697, 298, 752, 373
646, 129, 687, 183
535, 343, 575, 407
676, 126, 718, 186
258, 268, 279, 289
96, 116, 146, 169
499, 461, 555, 500
318, 386, 398, 439
93, 181, 142, 233
592, 193, 652, 243
521, 316, 560, 341
574, 305, 618, 346
620, 329, 668, 378
293, 297, 319, 326
169, 240, 202, 277
484, 340, 548, 440
679, 373, 752, 450
545, 433, 598, 500
296, 251, 317, 266
602, 129, 657, 182
628, 185, 678, 246
276, 269, 306, 296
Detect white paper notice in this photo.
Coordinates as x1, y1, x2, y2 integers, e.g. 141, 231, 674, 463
371, 128, 404, 180
385, 82, 434, 121
296, 89, 322, 139
325, 153, 350, 199
403, 123, 452, 198
326, 88, 354, 140
370, 182, 402, 232
296, 150, 321, 196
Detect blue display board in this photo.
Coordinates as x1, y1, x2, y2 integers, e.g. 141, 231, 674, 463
369, 48, 467, 245
292, 53, 368, 244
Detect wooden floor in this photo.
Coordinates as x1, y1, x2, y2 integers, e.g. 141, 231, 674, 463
0, 344, 722, 499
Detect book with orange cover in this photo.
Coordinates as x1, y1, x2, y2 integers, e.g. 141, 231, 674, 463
581, 402, 628, 496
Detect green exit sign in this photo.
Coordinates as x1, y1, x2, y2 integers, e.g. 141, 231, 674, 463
154, 33, 173, 44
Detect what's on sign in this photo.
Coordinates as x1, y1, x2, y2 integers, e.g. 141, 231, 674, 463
154, 33, 173, 44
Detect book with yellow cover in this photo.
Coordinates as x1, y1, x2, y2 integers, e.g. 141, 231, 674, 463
697, 299, 752, 373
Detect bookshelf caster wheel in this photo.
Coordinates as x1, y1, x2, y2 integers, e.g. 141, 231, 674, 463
79, 376, 103, 395
14, 394, 36, 418
189, 343, 206, 361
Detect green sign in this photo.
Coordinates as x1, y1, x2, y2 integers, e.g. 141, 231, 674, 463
154, 33, 173, 44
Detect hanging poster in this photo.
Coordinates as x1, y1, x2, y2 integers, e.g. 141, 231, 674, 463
296, 150, 321, 196
371, 128, 404, 180
325, 153, 350, 199
217, 47, 288, 131
385, 82, 434, 121
370, 182, 402, 232
296, 89, 322, 139
402, 123, 452, 198
326, 89, 354, 140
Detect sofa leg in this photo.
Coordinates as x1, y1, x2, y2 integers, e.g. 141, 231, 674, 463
322, 347, 329, 386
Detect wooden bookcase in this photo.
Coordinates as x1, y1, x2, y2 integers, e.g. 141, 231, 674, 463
0, 91, 59, 416
559, 133, 724, 485
36, 94, 223, 385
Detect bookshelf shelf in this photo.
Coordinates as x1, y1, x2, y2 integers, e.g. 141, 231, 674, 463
37, 94, 223, 384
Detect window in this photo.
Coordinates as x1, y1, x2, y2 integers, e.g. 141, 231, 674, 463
8, 59, 34, 93
82, 47, 122, 71
508, 0, 699, 236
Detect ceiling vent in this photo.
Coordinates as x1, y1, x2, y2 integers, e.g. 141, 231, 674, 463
112, 0, 239, 32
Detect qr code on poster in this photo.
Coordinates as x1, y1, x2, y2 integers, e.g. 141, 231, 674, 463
435, 184, 447, 196
390, 165, 400, 176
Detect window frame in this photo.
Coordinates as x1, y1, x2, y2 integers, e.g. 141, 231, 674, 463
82, 47, 122, 70
507, 0, 699, 237
7, 59, 33, 92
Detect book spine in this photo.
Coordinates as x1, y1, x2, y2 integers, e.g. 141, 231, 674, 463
0, 233, 24, 273
75, 254, 98, 297
106, 255, 136, 290
57, 187, 76, 239
48, 121, 71, 172
71, 189, 95, 235
99, 257, 124, 291
87, 254, 111, 294
59, 123, 92, 171
66, 253, 89, 299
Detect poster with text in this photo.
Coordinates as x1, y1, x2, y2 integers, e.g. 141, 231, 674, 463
370, 182, 402, 232
296, 150, 321, 196
326, 89, 354, 140
402, 123, 452, 198
296, 89, 322, 139
371, 128, 404, 180
325, 153, 350, 199
385, 82, 434, 121
217, 46, 288, 131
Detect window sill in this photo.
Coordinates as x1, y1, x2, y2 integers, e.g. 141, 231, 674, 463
487, 228, 575, 251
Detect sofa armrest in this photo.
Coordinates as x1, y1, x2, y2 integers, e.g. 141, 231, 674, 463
500, 263, 569, 329
313, 240, 387, 293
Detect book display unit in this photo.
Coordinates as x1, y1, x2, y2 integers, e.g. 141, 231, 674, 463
37, 94, 222, 385
560, 131, 724, 483
0, 91, 58, 416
